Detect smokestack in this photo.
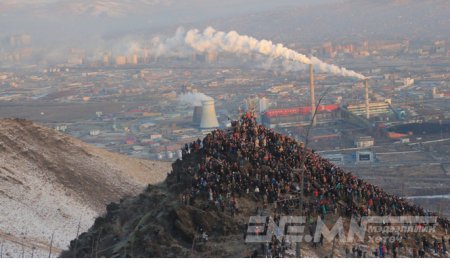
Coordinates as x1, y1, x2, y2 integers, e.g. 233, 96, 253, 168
200, 99, 219, 129
192, 106, 202, 126
310, 64, 316, 126
365, 79, 370, 119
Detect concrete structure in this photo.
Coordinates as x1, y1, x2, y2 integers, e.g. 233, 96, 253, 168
157, 153, 164, 160
192, 106, 202, 126
355, 136, 374, 148
115, 56, 127, 65
166, 151, 174, 159
150, 134, 162, 140
200, 99, 219, 129
55, 125, 68, 132
130, 54, 138, 65
244, 97, 258, 112
67, 56, 83, 65
103, 54, 110, 66
432, 87, 445, 99
322, 153, 345, 165
259, 97, 270, 113
356, 151, 374, 163
347, 101, 391, 117
89, 130, 100, 136
206, 51, 217, 63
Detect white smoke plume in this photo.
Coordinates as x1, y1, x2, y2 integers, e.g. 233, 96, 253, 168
178, 92, 213, 107
150, 27, 365, 79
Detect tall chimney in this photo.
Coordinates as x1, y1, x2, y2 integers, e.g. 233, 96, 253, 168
365, 78, 370, 119
200, 99, 219, 129
309, 64, 316, 126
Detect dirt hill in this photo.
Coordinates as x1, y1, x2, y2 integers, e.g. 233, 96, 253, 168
61, 115, 449, 258
0, 118, 171, 258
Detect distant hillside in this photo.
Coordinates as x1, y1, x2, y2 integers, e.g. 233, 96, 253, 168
209, 0, 450, 43
0, 118, 171, 258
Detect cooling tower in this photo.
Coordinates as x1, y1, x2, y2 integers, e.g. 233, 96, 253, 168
309, 64, 316, 126
200, 99, 219, 129
259, 97, 270, 113
192, 106, 202, 126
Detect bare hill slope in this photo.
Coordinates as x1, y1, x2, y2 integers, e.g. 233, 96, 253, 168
61, 115, 449, 258
0, 118, 171, 257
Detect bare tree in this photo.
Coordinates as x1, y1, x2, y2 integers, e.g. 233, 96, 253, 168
95, 229, 101, 258
48, 230, 55, 258
296, 85, 332, 258
73, 215, 82, 258
21, 240, 24, 258
90, 233, 96, 257
191, 234, 196, 253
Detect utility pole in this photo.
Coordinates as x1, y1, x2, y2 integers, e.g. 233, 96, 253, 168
1, 240, 3, 258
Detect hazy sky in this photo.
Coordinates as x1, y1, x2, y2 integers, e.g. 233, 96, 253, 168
1, 0, 448, 64
0, 0, 342, 51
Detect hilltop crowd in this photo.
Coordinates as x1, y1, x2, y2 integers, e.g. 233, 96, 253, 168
171, 112, 449, 257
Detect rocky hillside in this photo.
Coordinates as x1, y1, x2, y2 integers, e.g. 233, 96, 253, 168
61, 115, 449, 258
0, 118, 171, 258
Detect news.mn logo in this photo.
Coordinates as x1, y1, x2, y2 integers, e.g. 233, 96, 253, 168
245, 215, 437, 243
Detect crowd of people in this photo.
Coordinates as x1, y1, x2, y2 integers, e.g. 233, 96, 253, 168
169, 112, 449, 257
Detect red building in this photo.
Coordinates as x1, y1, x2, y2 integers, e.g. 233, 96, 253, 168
262, 104, 341, 128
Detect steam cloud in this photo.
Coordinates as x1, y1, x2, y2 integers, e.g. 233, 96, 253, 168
178, 92, 213, 107
149, 27, 365, 79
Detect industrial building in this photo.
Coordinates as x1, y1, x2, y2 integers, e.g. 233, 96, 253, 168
322, 153, 345, 165
346, 101, 393, 118
261, 104, 341, 128
356, 151, 375, 163
355, 136, 374, 148
115, 56, 127, 65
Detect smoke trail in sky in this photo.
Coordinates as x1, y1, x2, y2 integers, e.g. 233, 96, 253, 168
149, 27, 365, 79
178, 92, 213, 107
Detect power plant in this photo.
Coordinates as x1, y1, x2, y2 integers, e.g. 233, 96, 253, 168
260, 68, 392, 131
199, 98, 219, 130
